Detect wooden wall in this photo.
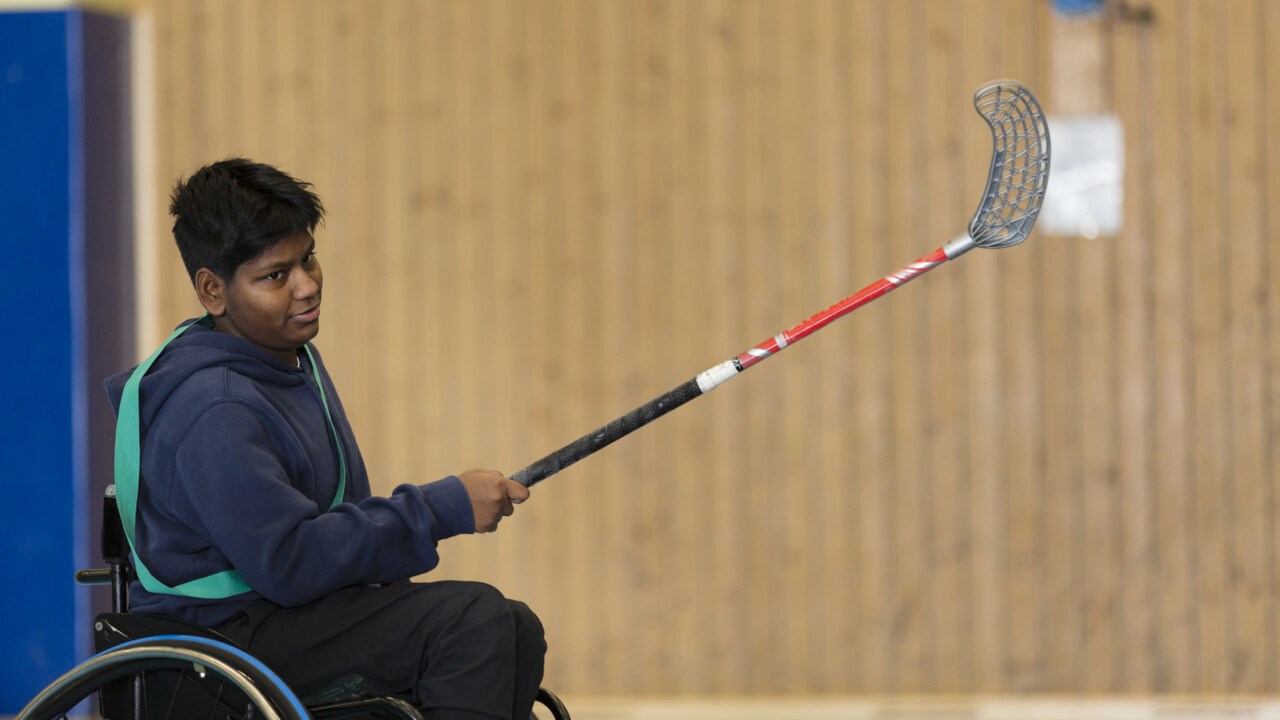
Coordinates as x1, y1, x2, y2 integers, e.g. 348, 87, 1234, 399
138, 0, 1280, 696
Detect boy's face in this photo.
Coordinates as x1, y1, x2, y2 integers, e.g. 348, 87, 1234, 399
197, 231, 323, 365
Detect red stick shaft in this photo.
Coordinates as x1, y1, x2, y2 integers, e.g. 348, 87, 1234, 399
734, 245, 952, 371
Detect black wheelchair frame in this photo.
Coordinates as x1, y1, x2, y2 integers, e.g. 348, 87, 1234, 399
17, 485, 570, 720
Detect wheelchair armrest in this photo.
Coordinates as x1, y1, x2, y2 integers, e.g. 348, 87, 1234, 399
75, 568, 112, 585
102, 485, 131, 565
536, 687, 572, 720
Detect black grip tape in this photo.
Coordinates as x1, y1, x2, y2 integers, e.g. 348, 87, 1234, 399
512, 378, 704, 487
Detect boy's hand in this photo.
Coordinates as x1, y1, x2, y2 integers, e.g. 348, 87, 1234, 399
457, 468, 530, 533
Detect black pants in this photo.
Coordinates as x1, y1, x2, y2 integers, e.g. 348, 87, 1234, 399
213, 581, 546, 720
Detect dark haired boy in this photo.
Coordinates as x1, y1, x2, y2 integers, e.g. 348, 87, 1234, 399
106, 158, 545, 719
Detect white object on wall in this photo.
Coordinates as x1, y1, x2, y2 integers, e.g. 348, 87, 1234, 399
1040, 114, 1124, 239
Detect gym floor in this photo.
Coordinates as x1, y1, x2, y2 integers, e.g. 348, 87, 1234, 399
7, 698, 1280, 720
559, 698, 1280, 720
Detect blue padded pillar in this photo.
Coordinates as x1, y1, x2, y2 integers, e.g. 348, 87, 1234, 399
0, 9, 134, 711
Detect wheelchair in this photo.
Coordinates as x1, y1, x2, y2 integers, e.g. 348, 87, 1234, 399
17, 485, 570, 720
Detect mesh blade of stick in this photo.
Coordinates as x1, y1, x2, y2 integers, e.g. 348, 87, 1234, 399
967, 81, 1051, 249
511, 80, 1051, 488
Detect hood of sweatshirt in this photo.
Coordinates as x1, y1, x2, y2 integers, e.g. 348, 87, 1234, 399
105, 316, 311, 423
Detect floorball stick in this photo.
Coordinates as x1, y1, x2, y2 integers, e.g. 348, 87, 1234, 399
511, 80, 1051, 488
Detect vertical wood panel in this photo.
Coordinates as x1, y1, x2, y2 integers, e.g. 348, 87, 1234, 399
919, 0, 963, 693
1266, 0, 1280, 696
557, 0, 594, 692
699, 0, 743, 695
999, 0, 1047, 693
369, 0, 410, 500
883, 0, 925, 692
153, 0, 195, 326
408, 0, 454, 526
140, 0, 1280, 697
1111, 7, 1156, 693
734, 0, 777, 693
1148, 0, 1195, 692
327, 0, 377, 458
660, 0, 702, 692
768, 0, 809, 691
807, 0, 853, 693
847, 0, 889, 694
1223, 0, 1271, 693
1048, 10, 1124, 692
959, 0, 1006, 693
1187, 0, 1230, 693
589, 0, 634, 693
630, 0, 682, 693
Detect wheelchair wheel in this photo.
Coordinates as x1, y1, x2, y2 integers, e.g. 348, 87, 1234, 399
17, 635, 310, 720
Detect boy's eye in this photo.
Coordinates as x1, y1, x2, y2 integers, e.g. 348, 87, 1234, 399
265, 271, 284, 281
302, 251, 316, 265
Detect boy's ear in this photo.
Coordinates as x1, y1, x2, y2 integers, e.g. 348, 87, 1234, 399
193, 268, 228, 317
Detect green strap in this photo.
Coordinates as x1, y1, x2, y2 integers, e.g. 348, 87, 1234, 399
305, 345, 347, 511
115, 317, 346, 598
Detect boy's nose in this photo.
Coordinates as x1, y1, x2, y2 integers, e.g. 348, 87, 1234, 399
294, 269, 320, 298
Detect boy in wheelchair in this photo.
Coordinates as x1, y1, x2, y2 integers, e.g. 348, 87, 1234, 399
102, 158, 546, 719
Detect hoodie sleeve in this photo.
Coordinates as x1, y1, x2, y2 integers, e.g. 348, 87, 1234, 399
169, 399, 475, 607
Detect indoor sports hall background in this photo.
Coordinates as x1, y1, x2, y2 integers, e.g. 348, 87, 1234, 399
2, 0, 1278, 716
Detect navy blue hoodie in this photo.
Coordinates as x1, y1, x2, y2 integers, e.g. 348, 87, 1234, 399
104, 318, 475, 628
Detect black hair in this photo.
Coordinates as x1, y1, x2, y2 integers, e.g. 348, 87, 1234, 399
169, 158, 325, 281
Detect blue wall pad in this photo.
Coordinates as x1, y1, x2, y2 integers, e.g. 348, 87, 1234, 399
1052, 0, 1106, 16
0, 10, 134, 712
